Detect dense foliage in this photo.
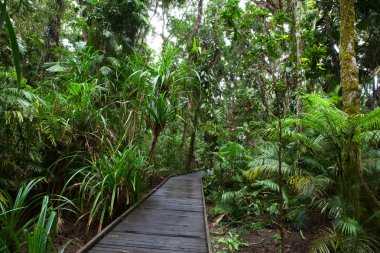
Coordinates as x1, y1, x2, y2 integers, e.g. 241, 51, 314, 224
0, 0, 379, 252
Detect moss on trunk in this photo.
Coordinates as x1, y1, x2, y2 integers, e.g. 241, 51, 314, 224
339, 0, 362, 220
339, 1, 380, 227
340, 0, 361, 115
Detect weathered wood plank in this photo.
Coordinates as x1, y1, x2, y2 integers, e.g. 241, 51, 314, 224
96, 232, 208, 250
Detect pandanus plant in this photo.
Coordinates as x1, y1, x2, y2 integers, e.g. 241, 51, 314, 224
0, 179, 71, 253
145, 92, 176, 161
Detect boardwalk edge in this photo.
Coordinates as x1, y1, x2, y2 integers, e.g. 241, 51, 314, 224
201, 175, 213, 253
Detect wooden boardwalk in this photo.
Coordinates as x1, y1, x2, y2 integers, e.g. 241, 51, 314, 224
83, 172, 210, 253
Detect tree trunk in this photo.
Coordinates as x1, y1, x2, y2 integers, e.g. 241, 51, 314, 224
185, 0, 204, 170
190, 0, 203, 42
284, 72, 291, 117
148, 132, 159, 161
180, 107, 189, 162
45, 0, 64, 62
339, 0, 362, 220
295, 0, 303, 131
258, 72, 269, 117
340, 0, 360, 115
275, 89, 285, 253
186, 105, 199, 172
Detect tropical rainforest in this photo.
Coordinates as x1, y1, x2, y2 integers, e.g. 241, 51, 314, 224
0, 0, 379, 252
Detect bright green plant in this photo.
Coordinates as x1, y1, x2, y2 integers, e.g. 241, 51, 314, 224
73, 146, 144, 232
145, 92, 177, 160
0, 179, 43, 252
0, 179, 71, 253
217, 231, 248, 253
26, 196, 69, 253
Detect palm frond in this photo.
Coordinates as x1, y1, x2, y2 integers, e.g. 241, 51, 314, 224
253, 179, 279, 192
309, 228, 337, 253
332, 215, 362, 236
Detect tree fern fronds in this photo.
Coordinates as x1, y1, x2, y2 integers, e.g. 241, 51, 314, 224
363, 149, 380, 159
359, 108, 380, 131
283, 115, 302, 128
311, 135, 332, 153
282, 128, 306, 142
304, 94, 335, 110
260, 126, 278, 139
354, 130, 380, 145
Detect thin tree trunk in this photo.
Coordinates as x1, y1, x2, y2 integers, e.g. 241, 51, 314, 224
275, 89, 285, 253
180, 107, 189, 162
185, 0, 204, 170
284, 72, 291, 117
186, 104, 199, 172
45, 0, 64, 62
258, 72, 269, 117
295, 0, 303, 131
189, 0, 204, 42
78, 0, 88, 41
148, 132, 159, 161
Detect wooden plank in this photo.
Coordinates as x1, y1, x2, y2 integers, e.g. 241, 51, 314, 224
111, 226, 206, 239
89, 244, 206, 253
95, 232, 208, 252
138, 202, 203, 212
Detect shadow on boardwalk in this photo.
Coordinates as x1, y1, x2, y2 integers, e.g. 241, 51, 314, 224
81, 171, 210, 253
